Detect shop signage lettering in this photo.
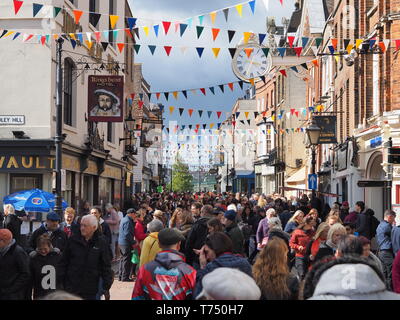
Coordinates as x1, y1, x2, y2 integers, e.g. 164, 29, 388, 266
0, 115, 25, 125
0, 156, 55, 171
314, 116, 337, 144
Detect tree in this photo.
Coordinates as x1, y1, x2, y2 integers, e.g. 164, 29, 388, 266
170, 155, 193, 192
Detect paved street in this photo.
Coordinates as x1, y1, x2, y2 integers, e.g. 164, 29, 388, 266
110, 279, 134, 300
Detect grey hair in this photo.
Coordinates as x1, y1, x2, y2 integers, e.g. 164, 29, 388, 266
147, 219, 164, 233
105, 203, 114, 210
41, 290, 82, 300
3, 204, 15, 215
81, 214, 99, 229
268, 217, 282, 230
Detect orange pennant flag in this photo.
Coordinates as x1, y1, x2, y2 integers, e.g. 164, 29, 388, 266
210, 11, 217, 24
244, 112, 249, 119
110, 15, 119, 29
212, 28, 220, 41
331, 38, 338, 50
249, 78, 255, 86
312, 59, 319, 67
173, 91, 178, 99
169, 106, 175, 114
73, 10, 83, 24
156, 93, 161, 100
117, 43, 125, 53
188, 109, 194, 117
212, 48, 221, 58
85, 40, 93, 50
244, 48, 253, 58
243, 32, 252, 44
228, 83, 234, 91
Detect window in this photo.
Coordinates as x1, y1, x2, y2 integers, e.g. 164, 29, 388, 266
89, 0, 99, 28
107, 122, 115, 143
266, 124, 272, 152
109, 0, 116, 45
372, 54, 379, 116
10, 174, 42, 194
64, 58, 76, 127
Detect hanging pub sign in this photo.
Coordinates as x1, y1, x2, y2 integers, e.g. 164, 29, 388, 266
314, 116, 337, 144
88, 75, 124, 122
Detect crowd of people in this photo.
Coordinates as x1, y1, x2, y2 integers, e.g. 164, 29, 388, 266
1, 191, 400, 300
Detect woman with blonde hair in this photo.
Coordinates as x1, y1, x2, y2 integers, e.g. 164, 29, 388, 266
314, 223, 347, 264
176, 209, 194, 239
168, 208, 183, 228
325, 209, 343, 226
284, 210, 304, 234
253, 238, 299, 300
304, 222, 330, 270
257, 195, 267, 208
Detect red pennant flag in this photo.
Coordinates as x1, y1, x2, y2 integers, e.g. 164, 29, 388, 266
162, 21, 171, 34
164, 46, 172, 56
244, 48, 253, 58
232, 121, 236, 127
138, 101, 144, 109
262, 111, 267, 117
117, 43, 125, 53
94, 31, 101, 43
13, 0, 23, 14
156, 93, 161, 100
124, 29, 133, 39
279, 69, 287, 77
287, 36, 295, 48
378, 42, 386, 53
130, 93, 135, 100
295, 111, 299, 117
312, 59, 319, 67
294, 47, 302, 57
290, 108, 295, 115
200, 88, 206, 95
228, 83, 234, 91
395, 40, 400, 51
217, 111, 222, 119
196, 124, 200, 129
212, 28, 220, 41
24, 34, 34, 42
194, 129, 199, 134
41, 36, 46, 45
73, 10, 83, 24
188, 109, 194, 117
331, 38, 338, 50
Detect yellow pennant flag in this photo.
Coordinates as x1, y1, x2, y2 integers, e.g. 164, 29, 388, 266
267, 129, 271, 134
69, 33, 77, 41
169, 106, 175, 114
334, 54, 340, 63
346, 44, 354, 54
243, 32, 252, 44
210, 123, 214, 129
235, 4, 243, 17
53, 34, 59, 40
212, 48, 221, 58
244, 112, 249, 119
143, 26, 149, 36
210, 11, 217, 24
3, 31, 15, 38
271, 115, 275, 121
85, 40, 93, 50
173, 91, 178, 99
110, 15, 119, 29
355, 39, 363, 49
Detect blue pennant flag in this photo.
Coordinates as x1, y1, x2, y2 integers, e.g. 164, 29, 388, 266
196, 47, 204, 58
328, 45, 335, 54
70, 39, 77, 49
33, 3, 43, 17
207, 111, 212, 118
153, 25, 159, 37
277, 47, 286, 57
148, 45, 156, 55
258, 33, 266, 45
127, 17, 137, 30
369, 39, 376, 49
249, 0, 256, 14
302, 37, 309, 48
77, 33, 83, 43
179, 24, 188, 37
12, 32, 21, 40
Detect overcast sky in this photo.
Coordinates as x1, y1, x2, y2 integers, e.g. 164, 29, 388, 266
127, 0, 295, 165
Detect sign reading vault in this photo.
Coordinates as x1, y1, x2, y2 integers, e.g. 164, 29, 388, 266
314, 116, 337, 144
0, 156, 55, 172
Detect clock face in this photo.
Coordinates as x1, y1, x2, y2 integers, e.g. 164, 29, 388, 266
232, 45, 272, 81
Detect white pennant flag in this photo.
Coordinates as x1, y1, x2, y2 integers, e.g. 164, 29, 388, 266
180, 46, 188, 55
86, 32, 92, 42
274, 35, 281, 47
262, 0, 270, 10
383, 39, 391, 51
310, 46, 318, 56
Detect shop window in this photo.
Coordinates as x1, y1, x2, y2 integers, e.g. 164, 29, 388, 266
10, 174, 42, 194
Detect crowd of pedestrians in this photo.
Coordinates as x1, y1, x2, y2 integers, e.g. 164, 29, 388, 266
1, 191, 400, 300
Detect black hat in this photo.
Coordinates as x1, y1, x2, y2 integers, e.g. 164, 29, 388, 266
158, 228, 185, 246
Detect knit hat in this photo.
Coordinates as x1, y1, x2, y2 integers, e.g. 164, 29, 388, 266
196, 268, 261, 300
342, 201, 349, 207
147, 219, 164, 233
158, 228, 185, 246
224, 210, 237, 221
0, 229, 12, 242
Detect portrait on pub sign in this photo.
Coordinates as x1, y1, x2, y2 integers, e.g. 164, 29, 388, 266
88, 75, 124, 122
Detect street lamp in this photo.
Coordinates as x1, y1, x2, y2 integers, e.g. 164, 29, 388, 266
306, 118, 321, 198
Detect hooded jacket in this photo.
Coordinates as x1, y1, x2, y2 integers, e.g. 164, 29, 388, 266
57, 230, 113, 299
0, 240, 30, 300
225, 222, 245, 255
132, 249, 196, 300
194, 253, 253, 298
185, 216, 210, 265
304, 257, 400, 300
29, 224, 68, 253
29, 248, 61, 299
139, 232, 161, 267
343, 211, 358, 224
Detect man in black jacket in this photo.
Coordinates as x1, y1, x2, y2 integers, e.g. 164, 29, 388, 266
3, 204, 22, 246
29, 212, 68, 253
57, 215, 113, 300
0, 229, 30, 300
185, 204, 213, 269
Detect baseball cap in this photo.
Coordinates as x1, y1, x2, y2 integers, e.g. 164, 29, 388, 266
224, 210, 237, 221
158, 228, 185, 246
196, 268, 261, 300
46, 212, 61, 221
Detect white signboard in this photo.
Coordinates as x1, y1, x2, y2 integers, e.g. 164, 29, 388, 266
0, 115, 25, 125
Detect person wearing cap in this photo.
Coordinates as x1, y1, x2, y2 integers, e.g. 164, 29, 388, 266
196, 267, 261, 300
339, 201, 350, 222
193, 232, 252, 298
90, 89, 121, 117
0, 229, 31, 300
222, 209, 245, 255
29, 212, 67, 253
139, 219, 163, 267
132, 228, 196, 300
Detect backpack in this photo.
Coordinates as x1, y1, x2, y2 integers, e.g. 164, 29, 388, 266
238, 221, 253, 241
370, 215, 380, 238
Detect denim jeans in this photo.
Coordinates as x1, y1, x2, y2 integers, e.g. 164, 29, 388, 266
295, 257, 306, 279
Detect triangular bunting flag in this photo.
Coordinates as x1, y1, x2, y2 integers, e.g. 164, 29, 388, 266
85, 40, 93, 50
133, 44, 141, 54
240, 120, 245, 125
162, 21, 171, 34
328, 45, 335, 54
12, 32, 21, 40
315, 38, 323, 47
223, 8, 229, 21
260, 75, 266, 83
301, 63, 308, 70
312, 59, 319, 67
153, 24, 159, 37
180, 24, 188, 37
196, 26, 204, 39
228, 30, 236, 43
156, 93, 161, 100
188, 109, 194, 117
212, 28, 220, 41
262, 47, 270, 57
196, 47, 204, 58
169, 106, 175, 114
259, 33, 266, 45
173, 91, 178, 100
287, 36, 295, 48
331, 38, 338, 50
54, 7, 62, 18
164, 92, 169, 100
277, 47, 286, 57
101, 42, 109, 52
207, 111, 213, 118
302, 37, 309, 48
148, 45, 156, 55
238, 81, 244, 89
70, 39, 77, 49
244, 112, 249, 119
228, 83, 234, 91
182, 91, 187, 99
13, 0, 23, 15
210, 11, 217, 24
235, 4, 243, 17
279, 69, 287, 77
143, 26, 150, 36
198, 110, 203, 117
219, 84, 225, 93
209, 87, 215, 95
244, 48, 254, 58
294, 47, 302, 57
212, 48, 220, 58
179, 108, 184, 116
164, 46, 172, 56
249, 0, 256, 13
217, 111, 222, 119
73, 10, 83, 24
290, 66, 298, 73
127, 17, 137, 30
138, 101, 144, 109
33, 3, 43, 17
110, 15, 119, 29
228, 48, 237, 59
243, 32, 252, 44
356, 39, 363, 48
117, 43, 125, 53
249, 78, 255, 86
198, 15, 205, 25
133, 28, 140, 39
200, 88, 206, 95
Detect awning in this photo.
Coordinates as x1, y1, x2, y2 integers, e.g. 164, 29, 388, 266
280, 186, 340, 198
235, 170, 255, 179
286, 166, 306, 184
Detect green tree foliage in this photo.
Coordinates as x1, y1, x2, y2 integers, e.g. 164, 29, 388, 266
171, 155, 193, 192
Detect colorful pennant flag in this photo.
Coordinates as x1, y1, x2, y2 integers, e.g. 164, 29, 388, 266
33, 3, 43, 17
212, 48, 221, 58
235, 4, 243, 17
73, 10, 83, 24
196, 47, 204, 58
212, 28, 220, 41
196, 26, 204, 39
162, 21, 171, 34
13, 0, 23, 15
110, 15, 119, 29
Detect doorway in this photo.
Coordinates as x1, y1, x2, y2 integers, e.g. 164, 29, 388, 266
366, 152, 385, 220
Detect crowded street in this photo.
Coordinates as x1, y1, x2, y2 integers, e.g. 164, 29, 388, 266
2, 0, 400, 306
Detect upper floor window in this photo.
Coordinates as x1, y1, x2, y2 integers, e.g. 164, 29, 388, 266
89, 0, 99, 28
63, 58, 76, 127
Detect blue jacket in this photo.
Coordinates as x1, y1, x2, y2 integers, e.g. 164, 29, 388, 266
194, 253, 253, 298
392, 226, 400, 256
118, 215, 135, 247
376, 220, 393, 251
284, 221, 299, 234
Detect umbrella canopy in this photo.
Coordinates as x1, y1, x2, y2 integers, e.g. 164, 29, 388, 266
3, 189, 68, 213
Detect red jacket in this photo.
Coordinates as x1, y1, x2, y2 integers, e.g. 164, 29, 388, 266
134, 221, 147, 243
132, 250, 196, 300
289, 229, 315, 258
393, 250, 400, 294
